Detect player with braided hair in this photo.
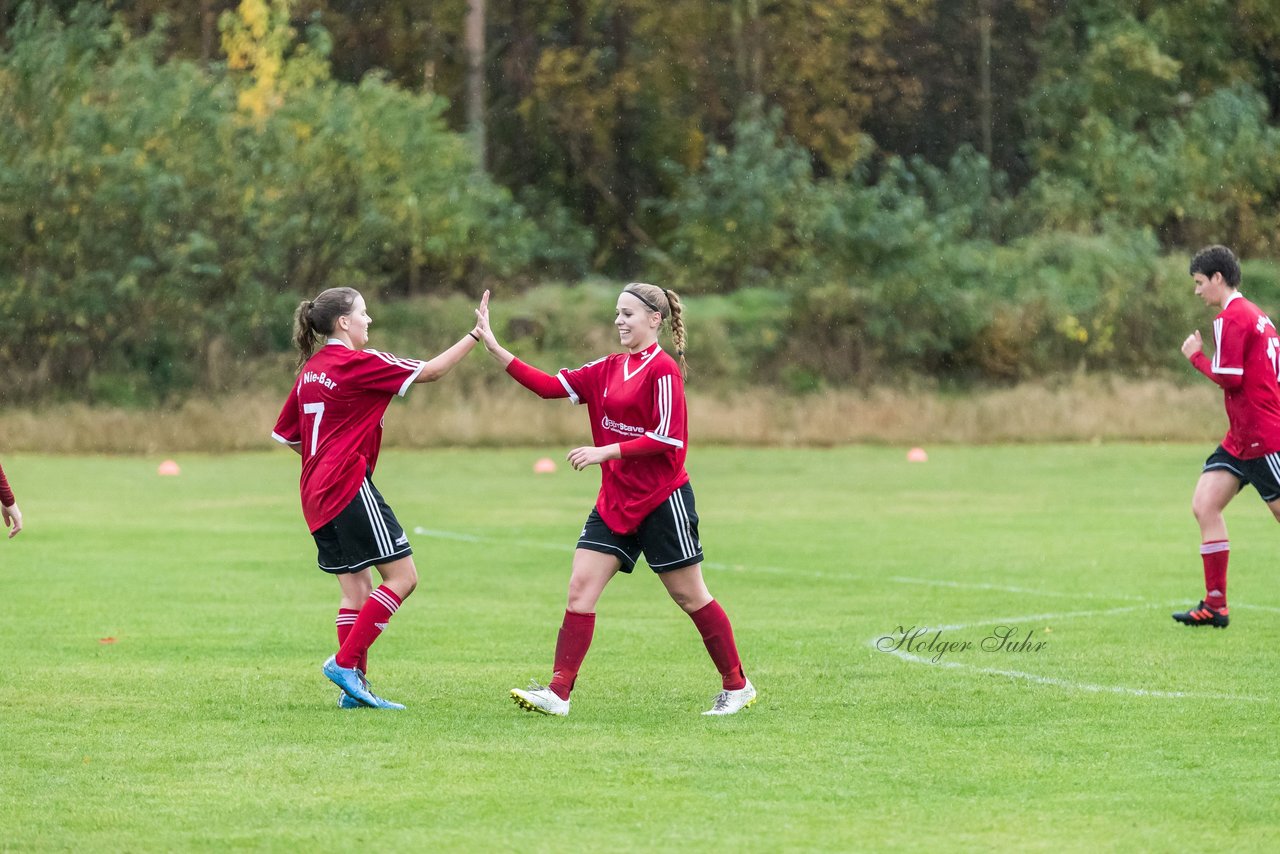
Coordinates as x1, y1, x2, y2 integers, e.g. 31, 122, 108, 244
472, 282, 756, 716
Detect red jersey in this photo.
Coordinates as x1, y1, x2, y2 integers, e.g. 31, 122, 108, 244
1188, 292, 1280, 458
558, 343, 689, 534
0, 461, 13, 507
272, 342, 425, 531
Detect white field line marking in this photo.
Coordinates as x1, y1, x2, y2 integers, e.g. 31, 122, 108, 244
887, 575, 1147, 603
868, 604, 1269, 703
415, 525, 1278, 695
897, 604, 1155, 632
413, 527, 1147, 598
413, 526, 801, 575
1236, 603, 1280, 614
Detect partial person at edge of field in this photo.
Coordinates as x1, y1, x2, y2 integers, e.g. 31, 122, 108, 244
0, 460, 22, 539
1176, 244, 1280, 629
271, 285, 489, 708
471, 282, 756, 716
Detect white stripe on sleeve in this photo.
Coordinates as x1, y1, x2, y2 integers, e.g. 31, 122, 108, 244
557, 371, 581, 404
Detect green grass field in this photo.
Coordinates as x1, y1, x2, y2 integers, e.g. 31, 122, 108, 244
2, 445, 1278, 851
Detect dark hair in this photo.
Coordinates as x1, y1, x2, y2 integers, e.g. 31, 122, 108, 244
1189, 245, 1241, 288
622, 282, 688, 380
292, 286, 361, 371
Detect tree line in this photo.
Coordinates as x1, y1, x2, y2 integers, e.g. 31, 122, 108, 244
2, 0, 1279, 402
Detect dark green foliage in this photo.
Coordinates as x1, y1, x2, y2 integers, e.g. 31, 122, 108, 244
2, 1, 1279, 403
653, 105, 819, 292
0, 4, 590, 403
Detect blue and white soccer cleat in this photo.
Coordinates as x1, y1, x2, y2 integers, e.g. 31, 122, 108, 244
363, 691, 406, 710
332, 666, 406, 710
338, 690, 405, 710
323, 655, 378, 707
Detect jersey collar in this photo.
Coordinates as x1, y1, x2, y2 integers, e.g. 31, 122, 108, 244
1224, 291, 1243, 309
623, 342, 661, 381
325, 337, 352, 348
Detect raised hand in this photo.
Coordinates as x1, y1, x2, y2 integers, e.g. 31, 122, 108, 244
473, 289, 498, 347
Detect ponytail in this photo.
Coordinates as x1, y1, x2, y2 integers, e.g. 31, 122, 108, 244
291, 287, 361, 373
663, 288, 688, 380
292, 300, 320, 372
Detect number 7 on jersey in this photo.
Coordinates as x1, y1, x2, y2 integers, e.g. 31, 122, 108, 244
302, 402, 325, 454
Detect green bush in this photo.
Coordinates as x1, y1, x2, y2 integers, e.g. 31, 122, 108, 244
0, 4, 590, 403
1026, 85, 1280, 254
651, 104, 820, 291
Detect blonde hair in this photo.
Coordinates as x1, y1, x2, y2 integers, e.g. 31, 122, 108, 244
622, 282, 688, 379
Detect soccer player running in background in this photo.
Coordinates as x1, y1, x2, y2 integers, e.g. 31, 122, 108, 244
273, 286, 489, 707
1, 460, 22, 538
1176, 245, 1280, 628
472, 283, 756, 716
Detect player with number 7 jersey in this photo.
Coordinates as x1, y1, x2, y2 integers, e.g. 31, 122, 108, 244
272, 286, 488, 709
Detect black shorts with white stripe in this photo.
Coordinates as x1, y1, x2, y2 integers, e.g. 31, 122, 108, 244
576, 481, 704, 574
312, 477, 412, 574
1203, 445, 1280, 502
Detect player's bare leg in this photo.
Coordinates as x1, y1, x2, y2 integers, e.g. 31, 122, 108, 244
331, 570, 373, 708
565, 548, 620, 613
337, 568, 373, 610
661, 563, 755, 714
326, 557, 417, 708
1191, 469, 1239, 541
374, 555, 418, 601
657, 563, 713, 613
1176, 469, 1240, 628
512, 550, 620, 716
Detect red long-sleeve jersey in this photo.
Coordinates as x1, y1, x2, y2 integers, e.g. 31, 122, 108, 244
1188, 292, 1280, 458
510, 342, 690, 534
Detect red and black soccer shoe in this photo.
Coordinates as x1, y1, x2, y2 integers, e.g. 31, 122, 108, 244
1172, 601, 1229, 628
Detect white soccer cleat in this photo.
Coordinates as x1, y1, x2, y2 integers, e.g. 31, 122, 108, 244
510, 681, 570, 717
703, 678, 757, 716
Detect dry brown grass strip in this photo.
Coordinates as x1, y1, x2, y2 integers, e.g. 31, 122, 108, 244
0, 377, 1223, 454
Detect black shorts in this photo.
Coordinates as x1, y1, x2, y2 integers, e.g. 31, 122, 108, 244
1203, 445, 1280, 502
312, 477, 412, 574
576, 482, 704, 574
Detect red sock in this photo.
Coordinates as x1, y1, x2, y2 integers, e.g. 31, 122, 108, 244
547, 610, 595, 700
690, 600, 746, 690
335, 586, 402, 669
335, 608, 367, 674
1201, 540, 1229, 610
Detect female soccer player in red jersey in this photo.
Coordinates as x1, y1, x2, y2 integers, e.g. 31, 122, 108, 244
0, 461, 22, 539
273, 286, 488, 708
1176, 245, 1280, 629
473, 283, 756, 716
